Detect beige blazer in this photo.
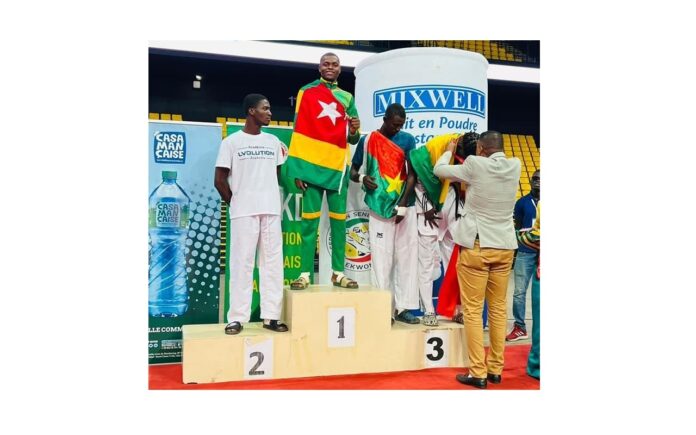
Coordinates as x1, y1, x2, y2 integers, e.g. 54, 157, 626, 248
434, 151, 521, 249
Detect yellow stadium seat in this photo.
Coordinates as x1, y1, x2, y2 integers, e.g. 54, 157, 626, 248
216, 117, 226, 124
149, 113, 159, 120
160, 113, 171, 120
172, 114, 182, 121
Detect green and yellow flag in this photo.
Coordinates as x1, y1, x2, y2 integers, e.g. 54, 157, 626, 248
409, 133, 460, 211
363, 131, 406, 219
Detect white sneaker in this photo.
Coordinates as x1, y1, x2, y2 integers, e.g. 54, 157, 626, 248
422, 312, 439, 326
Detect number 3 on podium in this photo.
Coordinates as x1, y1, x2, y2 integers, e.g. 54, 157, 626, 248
424, 330, 449, 368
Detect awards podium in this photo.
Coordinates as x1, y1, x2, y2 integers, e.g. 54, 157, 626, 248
182, 285, 469, 384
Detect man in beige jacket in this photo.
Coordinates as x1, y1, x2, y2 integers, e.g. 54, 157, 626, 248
433, 130, 520, 389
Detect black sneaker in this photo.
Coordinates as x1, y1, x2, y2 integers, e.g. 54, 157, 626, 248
395, 310, 420, 324
224, 321, 243, 335
263, 319, 288, 332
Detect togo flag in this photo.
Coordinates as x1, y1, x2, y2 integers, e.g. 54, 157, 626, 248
363, 131, 406, 219
286, 83, 349, 191
409, 133, 460, 211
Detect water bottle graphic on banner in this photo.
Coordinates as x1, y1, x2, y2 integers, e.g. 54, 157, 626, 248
149, 170, 191, 317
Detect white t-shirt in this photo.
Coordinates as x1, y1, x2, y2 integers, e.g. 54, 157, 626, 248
215, 130, 288, 219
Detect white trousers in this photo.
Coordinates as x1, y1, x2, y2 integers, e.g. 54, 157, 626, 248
415, 184, 438, 313
227, 214, 283, 323
438, 188, 460, 269
369, 207, 419, 313
417, 232, 437, 313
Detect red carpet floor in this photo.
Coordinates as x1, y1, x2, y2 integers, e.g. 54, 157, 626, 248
149, 344, 539, 390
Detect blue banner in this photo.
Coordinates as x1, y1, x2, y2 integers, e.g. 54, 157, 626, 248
148, 121, 222, 364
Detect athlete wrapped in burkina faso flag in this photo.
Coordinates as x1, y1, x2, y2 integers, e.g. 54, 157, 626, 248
362, 131, 409, 219
285, 73, 360, 289
350, 108, 421, 324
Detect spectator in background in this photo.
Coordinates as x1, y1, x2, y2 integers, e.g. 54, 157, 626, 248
506, 170, 540, 342
517, 202, 540, 379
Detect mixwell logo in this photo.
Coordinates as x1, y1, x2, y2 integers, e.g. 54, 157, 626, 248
373, 85, 486, 118
154, 131, 186, 164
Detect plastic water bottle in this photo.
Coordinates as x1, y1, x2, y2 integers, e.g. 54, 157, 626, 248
149, 170, 191, 317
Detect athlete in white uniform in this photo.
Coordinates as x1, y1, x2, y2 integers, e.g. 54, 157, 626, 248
412, 132, 480, 325
437, 132, 479, 277
415, 183, 440, 326
214, 93, 289, 335
350, 103, 420, 325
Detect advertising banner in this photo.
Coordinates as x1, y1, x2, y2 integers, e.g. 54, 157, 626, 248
354, 47, 488, 140
223, 123, 302, 323
148, 121, 223, 364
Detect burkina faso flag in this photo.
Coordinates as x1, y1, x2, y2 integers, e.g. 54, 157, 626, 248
363, 131, 406, 219
409, 133, 460, 211
286, 83, 349, 191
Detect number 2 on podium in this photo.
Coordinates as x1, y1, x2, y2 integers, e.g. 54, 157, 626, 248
243, 338, 273, 379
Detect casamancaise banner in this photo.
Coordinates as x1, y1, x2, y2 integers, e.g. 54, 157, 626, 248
148, 121, 222, 364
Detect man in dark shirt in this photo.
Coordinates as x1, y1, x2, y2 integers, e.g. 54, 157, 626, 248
506, 170, 540, 342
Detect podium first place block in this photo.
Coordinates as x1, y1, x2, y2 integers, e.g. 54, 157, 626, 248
182, 285, 469, 384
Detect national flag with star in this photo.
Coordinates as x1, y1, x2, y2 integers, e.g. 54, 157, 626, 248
286, 83, 349, 191
363, 131, 407, 219
409, 133, 460, 211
